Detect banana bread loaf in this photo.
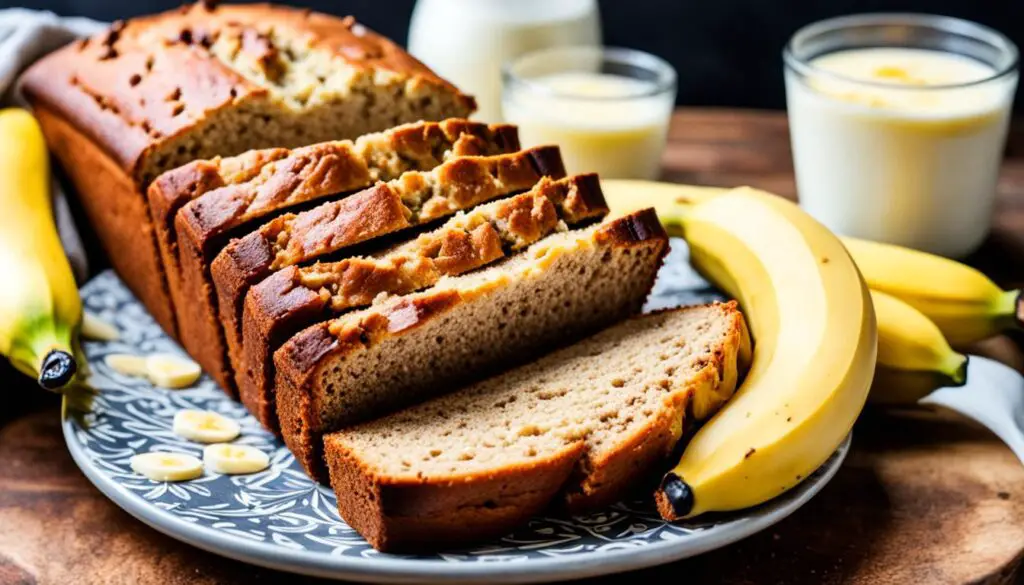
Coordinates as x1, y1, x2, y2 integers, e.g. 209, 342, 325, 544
21, 2, 474, 336
325, 302, 750, 551
236, 174, 608, 430
150, 120, 518, 345
274, 209, 669, 481
177, 146, 564, 394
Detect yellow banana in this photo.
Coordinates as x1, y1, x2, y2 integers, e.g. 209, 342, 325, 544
655, 187, 877, 519
842, 238, 1021, 347
602, 179, 723, 230
603, 179, 1023, 346
0, 109, 83, 391
869, 290, 968, 405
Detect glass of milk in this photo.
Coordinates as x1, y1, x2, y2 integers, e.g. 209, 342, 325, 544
502, 46, 677, 179
408, 0, 601, 122
785, 14, 1018, 258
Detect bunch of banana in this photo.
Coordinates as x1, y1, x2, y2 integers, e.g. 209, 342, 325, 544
0, 109, 89, 411
603, 179, 1024, 348
869, 290, 969, 405
604, 179, 1022, 406
843, 237, 1022, 347
602, 180, 1020, 518
653, 187, 877, 519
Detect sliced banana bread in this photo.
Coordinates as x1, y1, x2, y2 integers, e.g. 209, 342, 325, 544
236, 174, 609, 430
150, 120, 518, 339
22, 3, 474, 335
178, 146, 564, 394
274, 209, 669, 481
325, 302, 750, 551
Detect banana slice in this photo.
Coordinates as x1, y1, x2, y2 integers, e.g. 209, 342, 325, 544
173, 410, 241, 443
130, 451, 203, 482
146, 354, 202, 389
105, 353, 149, 377
203, 444, 270, 475
81, 311, 120, 341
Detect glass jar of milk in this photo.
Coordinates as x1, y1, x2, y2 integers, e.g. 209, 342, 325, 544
785, 14, 1018, 258
502, 46, 677, 179
408, 0, 601, 122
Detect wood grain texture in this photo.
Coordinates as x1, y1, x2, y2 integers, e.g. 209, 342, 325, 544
3, 109, 1024, 585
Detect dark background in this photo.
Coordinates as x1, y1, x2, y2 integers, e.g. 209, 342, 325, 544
6, 0, 1024, 110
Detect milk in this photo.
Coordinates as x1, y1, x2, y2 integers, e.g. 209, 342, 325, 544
787, 47, 1015, 257
408, 0, 600, 122
503, 72, 674, 179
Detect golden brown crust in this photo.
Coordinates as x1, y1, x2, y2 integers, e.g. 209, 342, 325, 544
149, 148, 291, 339
32, 105, 180, 336
149, 149, 290, 252
416, 147, 566, 219
196, 125, 526, 264
170, 128, 526, 395
23, 5, 481, 341
21, 3, 474, 175
278, 210, 666, 388
22, 23, 250, 178
211, 182, 411, 388
276, 291, 462, 481
408, 224, 507, 278
594, 206, 667, 247
274, 210, 669, 480
381, 119, 520, 161
177, 149, 373, 246
240, 266, 326, 432
156, 120, 517, 351
236, 174, 607, 431
324, 434, 586, 551
554, 173, 607, 223
169, 143, 376, 374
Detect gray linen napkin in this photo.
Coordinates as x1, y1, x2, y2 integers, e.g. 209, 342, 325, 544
2, 8, 107, 281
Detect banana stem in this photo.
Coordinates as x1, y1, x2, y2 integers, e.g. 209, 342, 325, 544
38, 349, 77, 391
948, 354, 969, 387
995, 289, 1024, 327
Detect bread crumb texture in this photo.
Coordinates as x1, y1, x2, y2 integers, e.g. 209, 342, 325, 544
306, 220, 667, 433
332, 303, 745, 481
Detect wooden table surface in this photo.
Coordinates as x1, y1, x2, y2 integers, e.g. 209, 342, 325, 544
4, 108, 1024, 585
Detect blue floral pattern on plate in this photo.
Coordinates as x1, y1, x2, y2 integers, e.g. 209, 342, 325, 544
63, 240, 849, 582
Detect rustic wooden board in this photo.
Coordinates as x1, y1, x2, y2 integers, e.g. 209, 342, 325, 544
2, 109, 1024, 584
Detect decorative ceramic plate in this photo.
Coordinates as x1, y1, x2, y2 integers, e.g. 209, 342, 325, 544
64, 240, 851, 584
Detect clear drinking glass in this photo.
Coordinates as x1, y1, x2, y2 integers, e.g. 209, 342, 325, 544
784, 14, 1018, 257
502, 46, 677, 179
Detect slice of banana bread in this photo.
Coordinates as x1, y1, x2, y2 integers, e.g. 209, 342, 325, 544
178, 146, 564, 395
324, 302, 750, 552
150, 120, 518, 340
236, 174, 609, 431
274, 209, 669, 481
22, 3, 475, 336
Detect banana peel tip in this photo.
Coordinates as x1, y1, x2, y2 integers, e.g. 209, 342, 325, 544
39, 349, 77, 391
655, 472, 695, 521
